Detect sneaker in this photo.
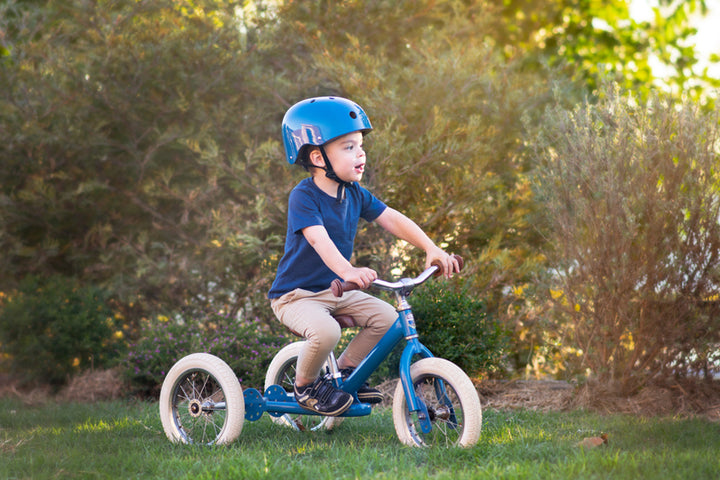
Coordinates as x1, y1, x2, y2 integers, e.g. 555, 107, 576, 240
339, 367, 384, 404
294, 376, 354, 416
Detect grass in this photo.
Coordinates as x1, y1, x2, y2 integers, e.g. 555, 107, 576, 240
1, 398, 719, 479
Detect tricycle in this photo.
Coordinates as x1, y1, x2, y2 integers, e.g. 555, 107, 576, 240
158, 256, 482, 447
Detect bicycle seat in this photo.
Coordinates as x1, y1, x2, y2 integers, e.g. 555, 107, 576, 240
333, 314, 357, 329
285, 314, 358, 337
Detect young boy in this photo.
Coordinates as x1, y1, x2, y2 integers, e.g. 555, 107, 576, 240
269, 96, 460, 416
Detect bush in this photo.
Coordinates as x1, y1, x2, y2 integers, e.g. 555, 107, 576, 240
533, 85, 720, 390
0, 276, 123, 386
126, 313, 288, 396
410, 280, 508, 378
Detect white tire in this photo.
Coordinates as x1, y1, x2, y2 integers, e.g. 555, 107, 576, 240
159, 353, 244, 445
264, 341, 343, 431
392, 357, 482, 447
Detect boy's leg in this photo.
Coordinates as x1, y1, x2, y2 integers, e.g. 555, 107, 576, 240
271, 289, 342, 382
332, 291, 396, 404
271, 289, 354, 415
334, 290, 397, 368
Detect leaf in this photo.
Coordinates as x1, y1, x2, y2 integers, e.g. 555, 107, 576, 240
577, 433, 609, 448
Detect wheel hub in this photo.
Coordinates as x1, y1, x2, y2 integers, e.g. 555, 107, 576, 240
188, 399, 203, 418
434, 406, 451, 421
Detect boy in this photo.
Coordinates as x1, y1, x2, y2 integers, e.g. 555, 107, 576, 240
269, 96, 459, 416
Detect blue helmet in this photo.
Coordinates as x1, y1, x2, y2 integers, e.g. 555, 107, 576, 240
282, 96, 372, 165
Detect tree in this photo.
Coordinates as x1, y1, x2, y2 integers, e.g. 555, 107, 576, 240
492, 0, 718, 104
0, 0, 561, 324
1, 0, 717, 377
0, 0, 294, 320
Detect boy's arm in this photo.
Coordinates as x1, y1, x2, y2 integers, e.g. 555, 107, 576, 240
375, 207, 459, 277
302, 225, 378, 288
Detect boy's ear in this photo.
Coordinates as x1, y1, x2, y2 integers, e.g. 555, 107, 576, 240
308, 147, 325, 168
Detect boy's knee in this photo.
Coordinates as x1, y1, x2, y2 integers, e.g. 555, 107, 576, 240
307, 318, 342, 348
379, 305, 398, 329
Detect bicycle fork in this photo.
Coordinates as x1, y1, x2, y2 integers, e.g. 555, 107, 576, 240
395, 306, 457, 434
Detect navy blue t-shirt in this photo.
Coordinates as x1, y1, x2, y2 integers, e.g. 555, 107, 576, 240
268, 178, 387, 298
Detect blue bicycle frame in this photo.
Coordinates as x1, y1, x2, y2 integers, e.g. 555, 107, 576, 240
247, 269, 452, 435
338, 297, 435, 427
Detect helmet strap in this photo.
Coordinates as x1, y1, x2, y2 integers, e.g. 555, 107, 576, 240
319, 146, 352, 203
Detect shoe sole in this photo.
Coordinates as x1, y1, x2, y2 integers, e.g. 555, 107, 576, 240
357, 392, 383, 404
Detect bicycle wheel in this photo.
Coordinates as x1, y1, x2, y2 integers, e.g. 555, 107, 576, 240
264, 341, 343, 431
159, 353, 244, 445
392, 357, 481, 447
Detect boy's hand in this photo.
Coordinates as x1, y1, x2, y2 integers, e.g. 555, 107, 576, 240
341, 266, 378, 289
425, 248, 461, 278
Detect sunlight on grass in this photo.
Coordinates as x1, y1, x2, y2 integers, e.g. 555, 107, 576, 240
73, 417, 141, 433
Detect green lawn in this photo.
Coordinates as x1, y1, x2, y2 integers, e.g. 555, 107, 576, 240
1, 398, 719, 479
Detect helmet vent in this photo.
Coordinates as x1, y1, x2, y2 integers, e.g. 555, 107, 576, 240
349, 111, 357, 119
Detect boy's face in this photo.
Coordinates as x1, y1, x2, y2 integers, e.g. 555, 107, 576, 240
322, 131, 366, 183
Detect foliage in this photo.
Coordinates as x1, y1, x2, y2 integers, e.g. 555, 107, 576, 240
0, 0, 718, 388
532, 84, 720, 391
125, 313, 288, 395
0, 0, 292, 322
493, 0, 719, 104
0, 0, 564, 352
0, 275, 122, 386
410, 280, 509, 377
498, 281, 578, 379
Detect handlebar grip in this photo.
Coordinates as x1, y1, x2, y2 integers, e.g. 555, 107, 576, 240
330, 278, 361, 298
432, 254, 464, 276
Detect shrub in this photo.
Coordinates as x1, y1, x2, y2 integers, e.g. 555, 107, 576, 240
125, 313, 288, 396
533, 85, 720, 390
0, 276, 122, 386
410, 280, 508, 378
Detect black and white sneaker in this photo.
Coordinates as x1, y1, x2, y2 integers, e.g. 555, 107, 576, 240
339, 367, 384, 404
294, 376, 354, 416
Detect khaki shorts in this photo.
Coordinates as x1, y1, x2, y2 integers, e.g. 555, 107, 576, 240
271, 288, 397, 381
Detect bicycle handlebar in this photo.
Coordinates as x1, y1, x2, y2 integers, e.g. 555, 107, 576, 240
330, 254, 464, 298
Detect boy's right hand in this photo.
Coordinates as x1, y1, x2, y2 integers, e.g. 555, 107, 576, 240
341, 266, 378, 289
